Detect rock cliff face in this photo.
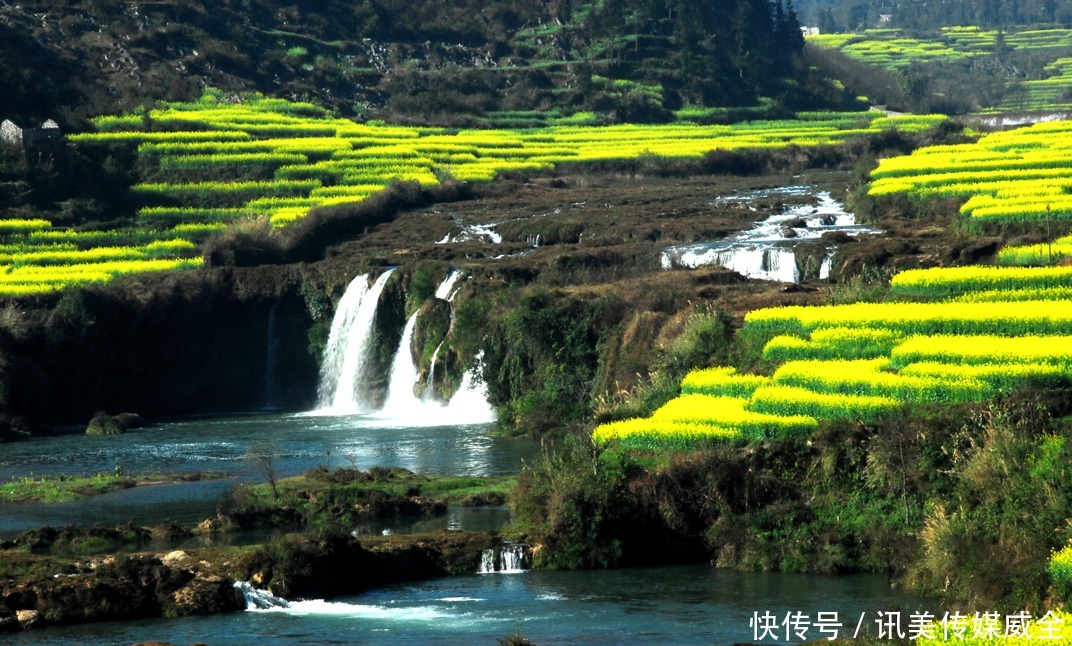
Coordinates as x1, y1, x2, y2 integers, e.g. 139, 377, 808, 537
0, 264, 321, 432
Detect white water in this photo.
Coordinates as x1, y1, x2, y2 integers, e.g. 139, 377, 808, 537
380, 312, 422, 416
478, 543, 530, 574
236, 581, 454, 620
428, 270, 464, 388
373, 351, 497, 427
660, 189, 879, 282
436, 222, 503, 244
977, 112, 1072, 128
435, 269, 464, 300
313, 268, 496, 426
235, 581, 290, 610
316, 270, 395, 413
443, 356, 497, 424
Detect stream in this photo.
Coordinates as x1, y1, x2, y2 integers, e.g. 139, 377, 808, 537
661, 187, 880, 282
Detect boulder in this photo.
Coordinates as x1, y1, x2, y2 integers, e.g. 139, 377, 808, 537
86, 411, 146, 436
15, 609, 40, 630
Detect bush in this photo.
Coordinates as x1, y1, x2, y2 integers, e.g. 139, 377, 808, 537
512, 436, 647, 569
1049, 546, 1072, 603
202, 216, 284, 267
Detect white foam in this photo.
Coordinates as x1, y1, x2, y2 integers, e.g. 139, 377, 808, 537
661, 189, 878, 282
315, 270, 396, 413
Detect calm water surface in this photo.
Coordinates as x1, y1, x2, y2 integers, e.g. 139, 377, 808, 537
2, 414, 928, 644
0, 412, 537, 536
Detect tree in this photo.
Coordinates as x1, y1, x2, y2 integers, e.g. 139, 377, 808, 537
248, 441, 281, 500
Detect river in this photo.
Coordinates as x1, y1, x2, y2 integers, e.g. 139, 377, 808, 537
0, 413, 927, 644
0, 413, 536, 537
10, 564, 923, 645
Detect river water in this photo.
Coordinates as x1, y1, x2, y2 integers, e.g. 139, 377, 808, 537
0, 413, 536, 537
660, 186, 880, 282
10, 565, 924, 645
1, 413, 926, 644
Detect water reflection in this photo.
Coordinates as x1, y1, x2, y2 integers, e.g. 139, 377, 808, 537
0, 413, 537, 537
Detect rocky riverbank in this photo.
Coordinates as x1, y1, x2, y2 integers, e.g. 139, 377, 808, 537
0, 528, 503, 633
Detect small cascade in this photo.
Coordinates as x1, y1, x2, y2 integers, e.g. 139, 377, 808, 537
380, 312, 422, 416
375, 270, 497, 425
316, 270, 395, 413
444, 356, 497, 424
478, 543, 530, 574
819, 253, 835, 280
427, 270, 465, 389
660, 188, 878, 282
500, 543, 527, 572
235, 581, 290, 610
479, 549, 496, 574
435, 269, 464, 301
263, 298, 281, 410
383, 270, 464, 410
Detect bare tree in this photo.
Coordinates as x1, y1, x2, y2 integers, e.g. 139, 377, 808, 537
247, 441, 280, 500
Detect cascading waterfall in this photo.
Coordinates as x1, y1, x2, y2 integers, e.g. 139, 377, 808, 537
478, 543, 530, 573
376, 270, 497, 425
311, 267, 495, 424
382, 270, 463, 417
316, 270, 395, 413
660, 188, 878, 282
379, 312, 422, 416
442, 352, 496, 424
235, 581, 290, 610
427, 270, 464, 388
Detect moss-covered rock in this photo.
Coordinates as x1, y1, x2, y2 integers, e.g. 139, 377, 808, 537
85, 411, 146, 436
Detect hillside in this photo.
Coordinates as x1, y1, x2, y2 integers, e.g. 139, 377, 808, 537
0, 0, 851, 129
797, 0, 1072, 30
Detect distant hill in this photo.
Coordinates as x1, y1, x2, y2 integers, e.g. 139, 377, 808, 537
0, 0, 854, 128
796, 0, 1072, 31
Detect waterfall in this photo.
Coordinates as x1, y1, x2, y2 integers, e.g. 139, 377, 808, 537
312, 267, 494, 424
443, 354, 497, 424
434, 269, 464, 301
819, 253, 834, 280
235, 581, 290, 610
383, 270, 463, 412
660, 188, 878, 282
500, 544, 527, 572
316, 270, 395, 413
380, 312, 422, 416
374, 271, 496, 425
263, 297, 281, 410
479, 549, 496, 574
427, 270, 464, 389
478, 543, 530, 573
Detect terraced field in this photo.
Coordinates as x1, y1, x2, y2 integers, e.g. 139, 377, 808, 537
0, 91, 945, 296
808, 26, 1072, 113
594, 117, 1072, 450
